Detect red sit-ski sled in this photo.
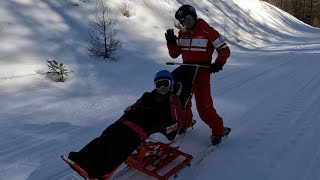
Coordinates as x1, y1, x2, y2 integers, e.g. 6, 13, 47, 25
61, 137, 193, 180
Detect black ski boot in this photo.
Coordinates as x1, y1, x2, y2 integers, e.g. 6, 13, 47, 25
210, 135, 222, 146
178, 120, 197, 135
210, 127, 231, 146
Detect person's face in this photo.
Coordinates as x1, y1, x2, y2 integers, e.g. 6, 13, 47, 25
179, 15, 195, 29
154, 79, 171, 95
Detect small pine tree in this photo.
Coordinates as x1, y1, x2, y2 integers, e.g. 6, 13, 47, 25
87, 0, 122, 60
46, 59, 73, 82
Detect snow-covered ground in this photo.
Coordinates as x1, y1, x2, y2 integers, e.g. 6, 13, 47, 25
1, 0, 320, 179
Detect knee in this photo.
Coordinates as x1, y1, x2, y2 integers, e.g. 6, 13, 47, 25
197, 103, 215, 115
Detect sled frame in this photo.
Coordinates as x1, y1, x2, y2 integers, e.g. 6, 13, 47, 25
125, 139, 193, 180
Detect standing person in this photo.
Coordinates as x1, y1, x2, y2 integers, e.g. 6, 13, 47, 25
165, 4, 231, 145
66, 70, 188, 179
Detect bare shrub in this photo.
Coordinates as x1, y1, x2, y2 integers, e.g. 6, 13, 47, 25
46, 59, 73, 82
120, 0, 135, 17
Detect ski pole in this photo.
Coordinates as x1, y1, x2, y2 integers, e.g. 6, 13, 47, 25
184, 65, 199, 109
166, 61, 204, 108
166, 62, 209, 68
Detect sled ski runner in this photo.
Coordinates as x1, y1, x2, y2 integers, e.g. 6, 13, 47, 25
194, 127, 231, 166
173, 127, 231, 179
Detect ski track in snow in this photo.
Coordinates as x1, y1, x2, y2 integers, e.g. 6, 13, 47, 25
239, 60, 320, 180
179, 53, 320, 180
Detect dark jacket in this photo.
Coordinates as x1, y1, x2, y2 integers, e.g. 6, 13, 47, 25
120, 90, 180, 139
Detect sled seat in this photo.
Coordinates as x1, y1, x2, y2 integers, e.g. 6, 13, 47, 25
125, 139, 193, 180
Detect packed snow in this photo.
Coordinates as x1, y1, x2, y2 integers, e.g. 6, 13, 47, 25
0, 0, 319, 179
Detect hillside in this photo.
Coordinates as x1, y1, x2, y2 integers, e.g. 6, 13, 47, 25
0, 0, 320, 179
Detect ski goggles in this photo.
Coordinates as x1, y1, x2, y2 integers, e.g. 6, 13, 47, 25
178, 15, 193, 25
154, 79, 171, 89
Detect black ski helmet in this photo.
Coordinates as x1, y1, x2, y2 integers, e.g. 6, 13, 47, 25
175, 4, 197, 21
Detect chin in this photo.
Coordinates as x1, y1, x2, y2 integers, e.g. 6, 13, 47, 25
186, 25, 194, 29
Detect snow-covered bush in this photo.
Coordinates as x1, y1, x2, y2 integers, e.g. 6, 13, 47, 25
120, 0, 135, 17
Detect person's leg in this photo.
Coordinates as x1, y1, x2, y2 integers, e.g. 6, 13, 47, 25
172, 66, 195, 129
182, 100, 193, 126
171, 66, 195, 106
193, 70, 224, 136
69, 122, 141, 178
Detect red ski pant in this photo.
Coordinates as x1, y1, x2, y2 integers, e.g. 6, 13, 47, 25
183, 68, 224, 136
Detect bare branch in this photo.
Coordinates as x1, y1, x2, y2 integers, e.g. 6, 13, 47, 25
87, 0, 122, 60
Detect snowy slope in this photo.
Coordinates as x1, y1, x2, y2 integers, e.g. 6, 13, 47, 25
0, 0, 320, 180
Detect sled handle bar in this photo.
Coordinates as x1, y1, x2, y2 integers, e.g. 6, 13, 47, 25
166, 62, 209, 68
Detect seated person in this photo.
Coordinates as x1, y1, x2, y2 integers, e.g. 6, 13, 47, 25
67, 70, 188, 179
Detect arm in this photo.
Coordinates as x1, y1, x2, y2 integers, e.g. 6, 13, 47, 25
201, 19, 230, 65
154, 94, 184, 141
169, 94, 184, 123
167, 43, 181, 59
203, 22, 231, 72
124, 92, 152, 113
212, 35, 231, 65
165, 29, 181, 58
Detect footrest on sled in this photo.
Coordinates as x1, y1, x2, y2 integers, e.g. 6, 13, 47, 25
61, 155, 93, 179
125, 141, 193, 180
61, 155, 115, 180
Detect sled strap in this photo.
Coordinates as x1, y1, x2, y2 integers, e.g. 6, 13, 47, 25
122, 120, 147, 139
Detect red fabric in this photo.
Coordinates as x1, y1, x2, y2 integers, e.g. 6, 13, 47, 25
215, 45, 231, 65
169, 95, 183, 122
180, 69, 224, 135
182, 99, 193, 128
169, 94, 186, 128
121, 120, 147, 139
167, 18, 230, 65
123, 93, 186, 136
194, 69, 224, 135
124, 99, 142, 113
167, 19, 229, 135
182, 69, 224, 135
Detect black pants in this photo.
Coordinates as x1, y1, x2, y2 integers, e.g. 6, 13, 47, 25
171, 66, 196, 106
69, 121, 141, 178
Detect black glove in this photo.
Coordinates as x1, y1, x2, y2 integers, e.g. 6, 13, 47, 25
165, 29, 177, 44
209, 63, 223, 73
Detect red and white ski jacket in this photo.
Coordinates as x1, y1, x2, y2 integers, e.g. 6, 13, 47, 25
167, 18, 230, 65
